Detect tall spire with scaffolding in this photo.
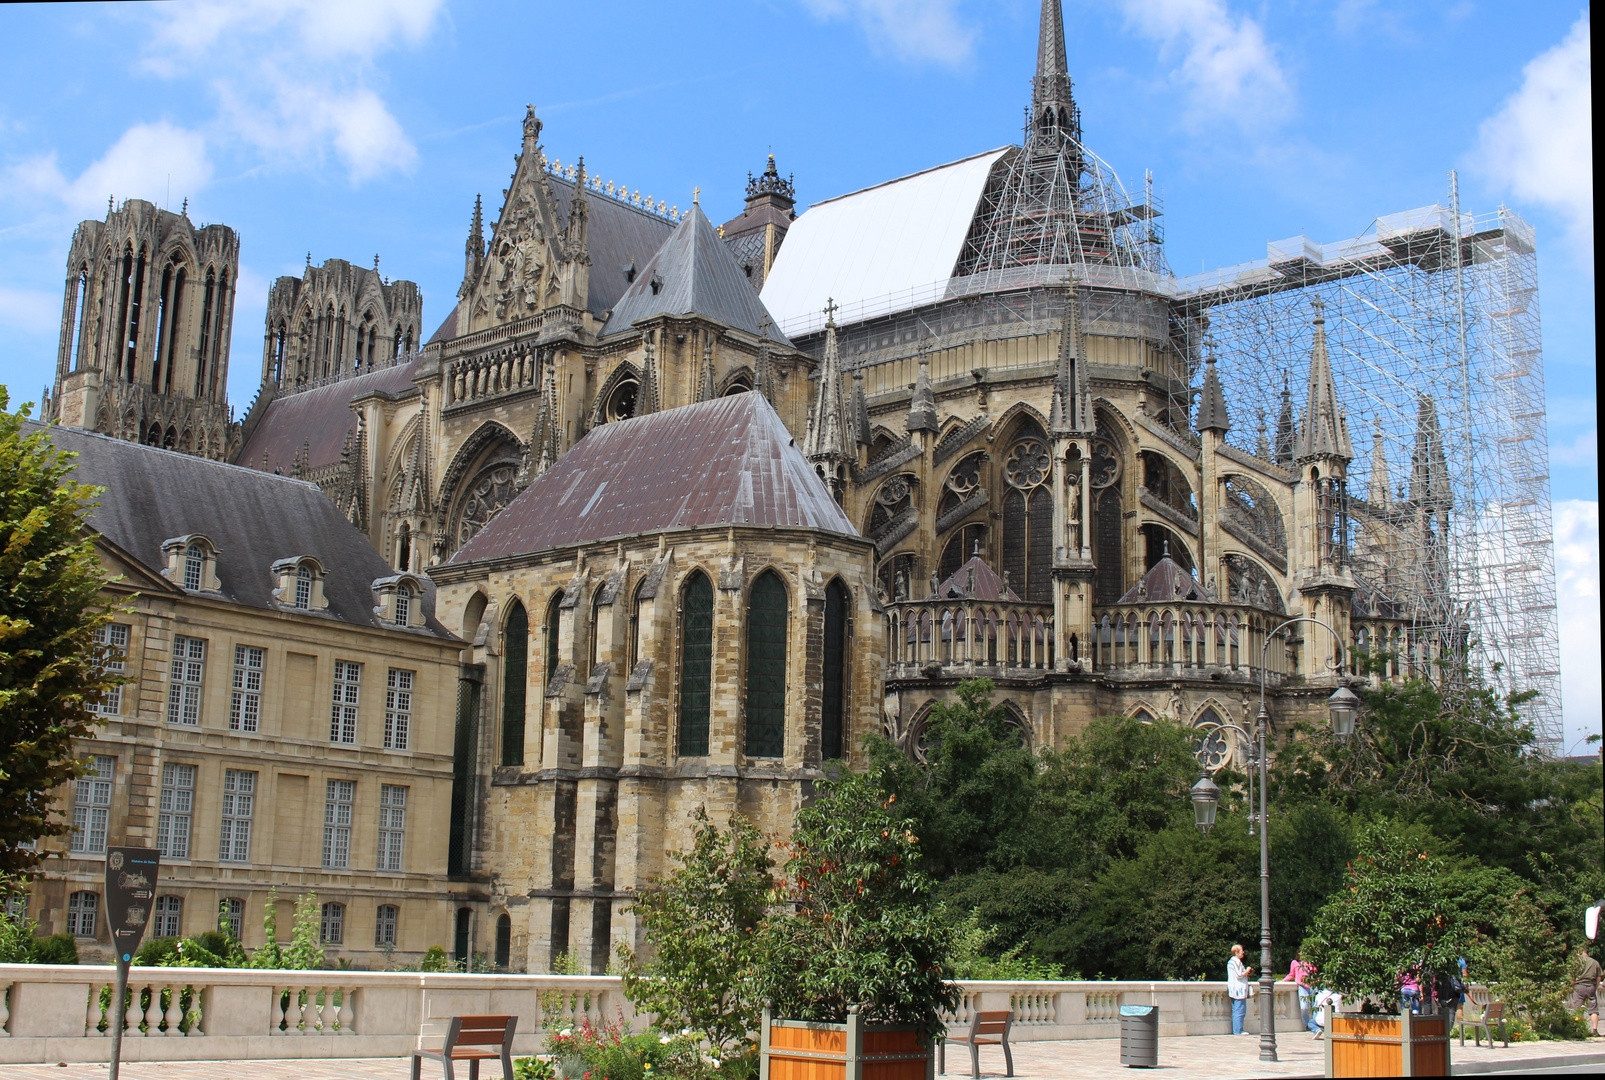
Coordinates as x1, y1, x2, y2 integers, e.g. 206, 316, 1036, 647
1031, 0, 1082, 150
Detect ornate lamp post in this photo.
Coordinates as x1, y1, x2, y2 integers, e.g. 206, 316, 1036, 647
1187, 615, 1361, 1062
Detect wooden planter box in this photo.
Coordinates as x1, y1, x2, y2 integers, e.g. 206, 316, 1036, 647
1326, 1011, 1451, 1078
760, 1008, 934, 1080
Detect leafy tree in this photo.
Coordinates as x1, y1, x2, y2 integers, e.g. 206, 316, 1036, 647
945, 906, 1064, 980
0, 391, 124, 875
868, 679, 1042, 876
1072, 818, 1260, 980
1301, 819, 1472, 1013
754, 770, 958, 1039
937, 869, 1083, 973
619, 806, 774, 1056
282, 892, 326, 970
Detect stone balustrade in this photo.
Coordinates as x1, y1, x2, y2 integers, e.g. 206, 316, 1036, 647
885, 597, 1054, 674
1, 967, 1316, 1064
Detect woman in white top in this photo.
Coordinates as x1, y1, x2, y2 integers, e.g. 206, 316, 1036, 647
1228, 943, 1253, 1035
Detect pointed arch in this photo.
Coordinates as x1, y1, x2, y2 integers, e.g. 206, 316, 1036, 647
437, 420, 524, 550
989, 401, 1050, 445
502, 598, 529, 766
821, 577, 850, 761
718, 365, 755, 396
744, 569, 789, 757
677, 569, 714, 757
591, 361, 642, 427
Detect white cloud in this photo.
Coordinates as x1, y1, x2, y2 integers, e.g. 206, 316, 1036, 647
3, 123, 212, 216
1111, 0, 1291, 127
1552, 499, 1600, 755
798, 0, 976, 66
139, 0, 443, 184
1472, 14, 1592, 271
0, 285, 59, 336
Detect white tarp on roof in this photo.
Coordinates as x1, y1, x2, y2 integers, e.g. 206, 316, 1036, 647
760, 148, 1011, 336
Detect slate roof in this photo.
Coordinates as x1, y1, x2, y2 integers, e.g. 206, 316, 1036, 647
1117, 555, 1211, 604
237, 359, 419, 475
448, 393, 856, 564
31, 423, 450, 636
935, 555, 1020, 601
600, 205, 791, 344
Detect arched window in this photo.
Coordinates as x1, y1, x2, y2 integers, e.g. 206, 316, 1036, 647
393, 584, 413, 626
375, 904, 398, 947
1093, 486, 1123, 604
1001, 429, 1053, 601
821, 579, 849, 760
195, 269, 216, 395
319, 901, 344, 945
587, 588, 604, 673
453, 907, 472, 970
628, 580, 645, 670
545, 594, 562, 683
397, 523, 412, 572
743, 570, 788, 758
495, 912, 512, 970
677, 571, 714, 756
184, 543, 206, 591
939, 523, 988, 581
502, 601, 528, 766
294, 565, 313, 609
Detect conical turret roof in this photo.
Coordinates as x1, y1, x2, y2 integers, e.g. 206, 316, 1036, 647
1294, 301, 1353, 462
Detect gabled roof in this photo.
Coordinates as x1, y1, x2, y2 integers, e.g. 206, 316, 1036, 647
759, 147, 1012, 336
448, 393, 857, 563
1117, 555, 1212, 604
601, 205, 790, 343
936, 555, 1020, 601
237, 359, 419, 475
31, 423, 450, 636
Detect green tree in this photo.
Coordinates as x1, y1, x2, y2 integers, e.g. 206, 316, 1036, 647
755, 770, 958, 1040
0, 391, 124, 875
1301, 820, 1472, 1013
282, 892, 326, 970
937, 868, 1083, 973
618, 806, 774, 1056
868, 679, 1042, 876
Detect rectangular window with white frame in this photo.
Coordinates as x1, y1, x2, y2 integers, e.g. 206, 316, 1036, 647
157, 762, 196, 859
89, 623, 130, 715
230, 645, 265, 731
375, 903, 398, 947
219, 769, 255, 863
322, 778, 354, 869
377, 784, 407, 871
71, 755, 114, 854
168, 636, 206, 725
153, 894, 183, 939
330, 660, 361, 744
384, 668, 413, 750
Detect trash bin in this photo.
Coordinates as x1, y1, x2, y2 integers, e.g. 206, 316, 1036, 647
1119, 1004, 1159, 1068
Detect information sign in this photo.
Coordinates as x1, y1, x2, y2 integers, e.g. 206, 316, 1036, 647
104, 846, 159, 1080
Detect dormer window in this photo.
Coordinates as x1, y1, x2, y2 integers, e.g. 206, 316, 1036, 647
623, 262, 637, 284
649, 275, 662, 296
271, 556, 329, 612
161, 535, 220, 593
372, 574, 426, 629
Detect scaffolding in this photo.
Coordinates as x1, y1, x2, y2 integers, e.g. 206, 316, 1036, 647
1168, 185, 1563, 752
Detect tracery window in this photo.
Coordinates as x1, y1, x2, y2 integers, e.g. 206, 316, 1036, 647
677, 572, 714, 757
502, 601, 528, 765
743, 571, 788, 758
821, 579, 849, 761
605, 378, 638, 423
457, 464, 519, 546
1001, 426, 1052, 602
1091, 418, 1125, 603
1193, 707, 1232, 771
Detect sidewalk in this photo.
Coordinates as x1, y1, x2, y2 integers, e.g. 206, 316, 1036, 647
0, 1034, 1600, 1078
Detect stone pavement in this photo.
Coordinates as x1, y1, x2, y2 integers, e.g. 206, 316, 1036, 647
0, 1034, 1600, 1079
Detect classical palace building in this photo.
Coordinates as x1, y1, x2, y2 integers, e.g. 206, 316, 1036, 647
25, 424, 464, 967
27, 0, 1516, 971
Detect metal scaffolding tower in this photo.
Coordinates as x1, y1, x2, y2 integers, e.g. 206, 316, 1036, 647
1169, 186, 1563, 752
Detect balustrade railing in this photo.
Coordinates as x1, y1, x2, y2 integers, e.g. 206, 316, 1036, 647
885, 598, 1054, 673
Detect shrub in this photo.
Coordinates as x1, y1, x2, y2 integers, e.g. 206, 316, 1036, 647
133, 937, 179, 966
28, 932, 79, 965
754, 769, 958, 1040
419, 945, 452, 972
619, 807, 773, 1057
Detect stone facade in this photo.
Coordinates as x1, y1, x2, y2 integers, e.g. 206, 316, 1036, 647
44, 199, 240, 460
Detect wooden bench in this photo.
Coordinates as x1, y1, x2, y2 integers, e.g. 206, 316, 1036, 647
1460, 1000, 1508, 1048
411, 1014, 518, 1080
939, 1009, 1014, 1078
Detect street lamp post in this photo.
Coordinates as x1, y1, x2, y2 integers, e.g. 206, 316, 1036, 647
1188, 615, 1360, 1062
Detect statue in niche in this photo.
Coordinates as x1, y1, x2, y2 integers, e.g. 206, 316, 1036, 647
1066, 475, 1082, 551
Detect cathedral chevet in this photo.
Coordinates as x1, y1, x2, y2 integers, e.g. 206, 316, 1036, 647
39, 0, 1492, 972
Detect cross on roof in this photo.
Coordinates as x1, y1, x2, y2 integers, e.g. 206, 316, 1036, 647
1311, 294, 1326, 321
693, 186, 700, 204
823, 297, 838, 322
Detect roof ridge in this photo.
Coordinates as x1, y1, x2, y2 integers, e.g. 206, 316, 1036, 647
30, 422, 323, 492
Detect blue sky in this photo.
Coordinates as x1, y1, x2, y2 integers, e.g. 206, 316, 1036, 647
0, 0, 1596, 747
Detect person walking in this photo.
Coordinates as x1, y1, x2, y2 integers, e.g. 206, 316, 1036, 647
1286, 951, 1320, 1033
1228, 943, 1253, 1035
1400, 965, 1423, 1014
1571, 946, 1601, 1036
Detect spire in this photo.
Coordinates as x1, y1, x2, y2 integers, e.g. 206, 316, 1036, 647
908, 345, 939, 434
1368, 420, 1391, 508
531, 359, 562, 477
1049, 281, 1091, 435
696, 334, 716, 403
461, 194, 485, 297
1294, 298, 1353, 462
803, 299, 849, 460
1195, 342, 1230, 435
754, 314, 775, 403
1030, 0, 1081, 148
1273, 371, 1296, 464
638, 338, 658, 414
1410, 394, 1450, 512
851, 367, 872, 448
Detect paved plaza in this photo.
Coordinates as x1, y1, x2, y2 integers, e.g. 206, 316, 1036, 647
1, 1036, 1601, 1080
